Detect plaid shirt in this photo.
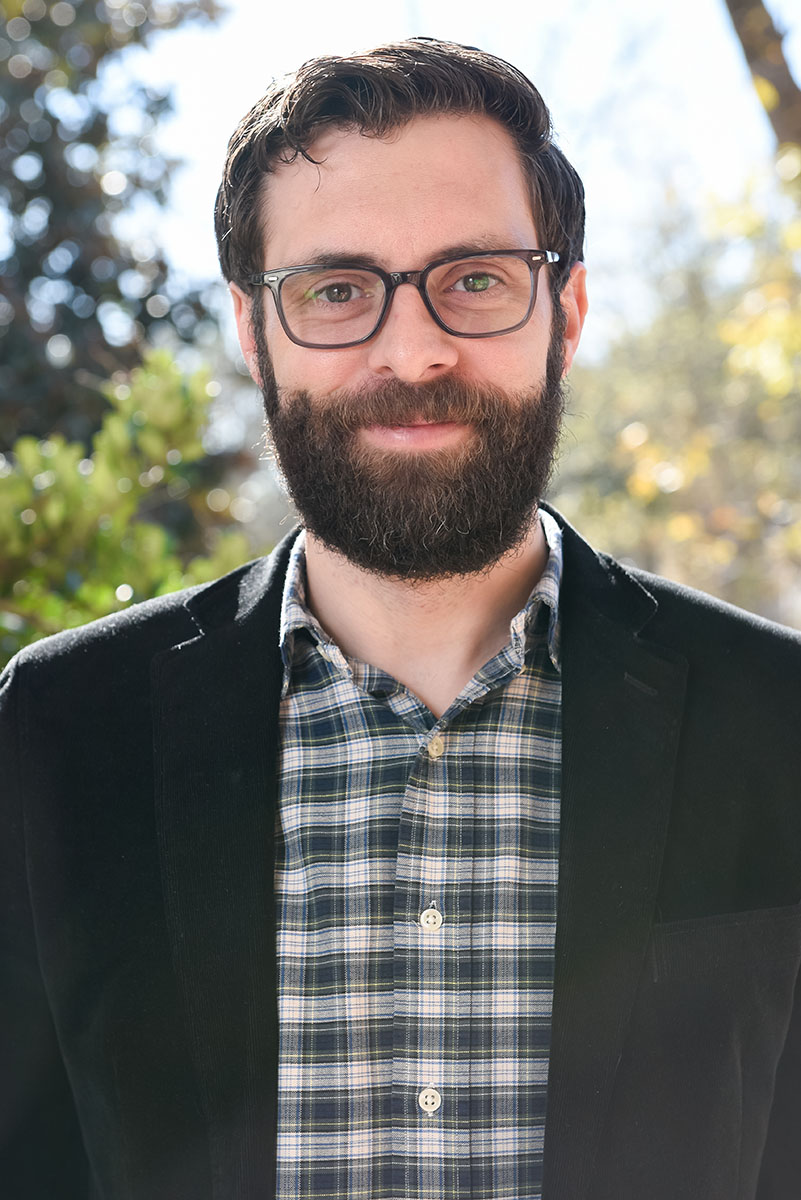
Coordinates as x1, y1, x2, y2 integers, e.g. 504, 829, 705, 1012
275, 513, 563, 1200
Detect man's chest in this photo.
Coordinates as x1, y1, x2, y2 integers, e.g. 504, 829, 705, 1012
273, 655, 562, 1200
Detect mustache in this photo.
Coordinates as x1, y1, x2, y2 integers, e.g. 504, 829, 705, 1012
281, 377, 537, 435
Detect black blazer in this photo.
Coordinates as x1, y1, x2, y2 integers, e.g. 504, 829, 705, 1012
3, 510, 801, 1200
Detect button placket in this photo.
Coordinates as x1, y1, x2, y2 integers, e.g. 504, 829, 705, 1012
399, 725, 451, 1152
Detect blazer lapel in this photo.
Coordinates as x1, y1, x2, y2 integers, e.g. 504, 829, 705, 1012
151, 539, 293, 1200
543, 518, 688, 1199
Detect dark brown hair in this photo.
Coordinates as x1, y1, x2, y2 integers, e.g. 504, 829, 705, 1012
214, 37, 585, 298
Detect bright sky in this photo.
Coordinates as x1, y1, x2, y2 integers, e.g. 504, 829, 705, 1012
117, 0, 800, 356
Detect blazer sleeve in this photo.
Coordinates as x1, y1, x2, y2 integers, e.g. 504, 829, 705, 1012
0, 656, 91, 1197
756, 954, 801, 1198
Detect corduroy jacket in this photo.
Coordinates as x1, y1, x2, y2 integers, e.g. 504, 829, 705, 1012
3, 509, 801, 1199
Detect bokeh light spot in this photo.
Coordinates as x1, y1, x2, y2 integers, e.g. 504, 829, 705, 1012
145, 293, 170, 318
8, 54, 33, 78
7, 16, 32, 40
45, 333, 73, 366
100, 170, 127, 196
51, 2, 76, 26
206, 488, 230, 513
12, 153, 42, 184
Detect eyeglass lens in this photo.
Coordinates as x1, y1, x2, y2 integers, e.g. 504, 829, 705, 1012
278, 255, 537, 346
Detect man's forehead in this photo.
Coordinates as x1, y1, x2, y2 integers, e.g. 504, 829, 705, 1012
258, 113, 539, 266
270, 112, 520, 176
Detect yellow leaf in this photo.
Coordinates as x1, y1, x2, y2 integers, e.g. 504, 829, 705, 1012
667, 514, 700, 542
752, 75, 780, 113
782, 220, 801, 252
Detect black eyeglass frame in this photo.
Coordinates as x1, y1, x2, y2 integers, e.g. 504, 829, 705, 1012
246, 248, 560, 349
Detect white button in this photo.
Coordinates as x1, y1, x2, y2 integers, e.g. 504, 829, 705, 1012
427, 734, 445, 759
418, 1086, 442, 1114
420, 905, 443, 932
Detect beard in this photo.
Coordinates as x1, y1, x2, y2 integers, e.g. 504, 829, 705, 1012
252, 299, 567, 581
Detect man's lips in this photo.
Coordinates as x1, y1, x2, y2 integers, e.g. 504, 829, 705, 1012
357, 419, 472, 448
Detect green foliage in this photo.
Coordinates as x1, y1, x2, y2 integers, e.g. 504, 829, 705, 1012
0, 0, 222, 449
554, 200, 801, 627
0, 348, 252, 665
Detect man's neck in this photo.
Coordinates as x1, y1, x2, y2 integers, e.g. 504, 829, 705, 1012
303, 518, 549, 719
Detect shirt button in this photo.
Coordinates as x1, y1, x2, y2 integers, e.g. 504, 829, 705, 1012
420, 905, 443, 932
427, 733, 445, 759
418, 1086, 442, 1114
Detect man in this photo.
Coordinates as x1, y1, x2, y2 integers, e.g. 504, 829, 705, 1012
2, 37, 801, 1200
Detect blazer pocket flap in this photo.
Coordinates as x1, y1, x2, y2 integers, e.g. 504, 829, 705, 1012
650, 902, 801, 982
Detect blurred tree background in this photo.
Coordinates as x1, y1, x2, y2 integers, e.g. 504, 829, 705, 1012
0, 348, 250, 657
0, 0, 800, 666
0, 0, 263, 663
0, 0, 222, 447
557, 0, 801, 628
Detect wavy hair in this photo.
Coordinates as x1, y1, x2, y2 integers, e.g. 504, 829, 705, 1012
214, 37, 585, 299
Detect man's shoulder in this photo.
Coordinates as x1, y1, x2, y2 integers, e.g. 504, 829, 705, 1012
550, 505, 801, 661
626, 561, 801, 660
5, 544, 289, 686
19, 579, 204, 667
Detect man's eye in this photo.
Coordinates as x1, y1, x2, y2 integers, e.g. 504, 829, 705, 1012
308, 281, 362, 304
452, 272, 498, 294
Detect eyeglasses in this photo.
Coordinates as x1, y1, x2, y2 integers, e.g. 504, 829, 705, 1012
247, 248, 559, 349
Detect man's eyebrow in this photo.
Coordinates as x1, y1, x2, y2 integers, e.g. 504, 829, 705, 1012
433, 238, 527, 260
282, 251, 385, 270
278, 238, 528, 271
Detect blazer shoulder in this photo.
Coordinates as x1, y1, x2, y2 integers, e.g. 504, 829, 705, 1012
5, 551, 283, 685
626, 563, 801, 673
549, 505, 801, 661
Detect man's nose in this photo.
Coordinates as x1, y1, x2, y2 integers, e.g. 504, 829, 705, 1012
364, 282, 460, 383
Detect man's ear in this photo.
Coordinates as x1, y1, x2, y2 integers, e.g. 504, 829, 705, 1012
229, 282, 261, 386
558, 262, 588, 375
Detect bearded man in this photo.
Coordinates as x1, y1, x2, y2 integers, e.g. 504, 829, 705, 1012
3, 37, 801, 1200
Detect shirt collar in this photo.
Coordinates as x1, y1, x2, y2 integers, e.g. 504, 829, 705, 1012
279, 512, 564, 697
280, 530, 332, 698
520, 506, 563, 672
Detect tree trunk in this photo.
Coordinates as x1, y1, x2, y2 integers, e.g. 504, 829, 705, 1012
723, 0, 801, 147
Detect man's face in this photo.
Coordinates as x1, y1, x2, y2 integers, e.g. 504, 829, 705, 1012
232, 113, 587, 579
